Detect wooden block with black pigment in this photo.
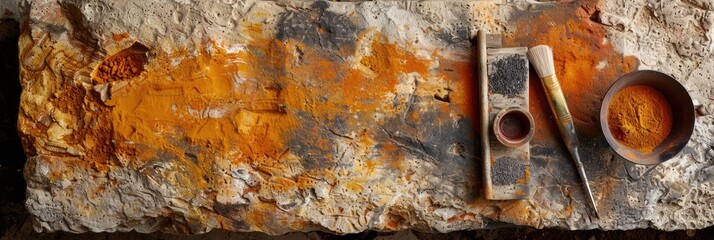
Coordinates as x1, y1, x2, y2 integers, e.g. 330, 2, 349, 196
478, 31, 531, 200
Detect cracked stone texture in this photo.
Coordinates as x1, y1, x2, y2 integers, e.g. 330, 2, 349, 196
13, 0, 714, 235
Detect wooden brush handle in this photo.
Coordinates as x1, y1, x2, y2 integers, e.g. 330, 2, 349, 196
541, 74, 600, 217
541, 75, 580, 149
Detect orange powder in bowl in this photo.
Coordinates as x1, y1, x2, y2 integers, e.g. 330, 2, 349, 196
607, 85, 673, 152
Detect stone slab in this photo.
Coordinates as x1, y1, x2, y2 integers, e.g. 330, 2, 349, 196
14, 0, 714, 234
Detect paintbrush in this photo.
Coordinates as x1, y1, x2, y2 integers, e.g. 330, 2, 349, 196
527, 45, 600, 218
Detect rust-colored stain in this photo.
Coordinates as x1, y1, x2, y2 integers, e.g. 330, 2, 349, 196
496, 200, 534, 223
94, 53, 143, 83
501, 0, 638, 223
242, 22, 264, 36
74, 29, 473, 229
93, 43, 149, 83
112, 32, 130, 41
505, 0, 639, 141
360, 35, 429, 80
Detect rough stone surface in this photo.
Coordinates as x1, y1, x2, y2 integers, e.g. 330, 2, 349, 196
13, 0, 714, 235
598, 0, 714, 230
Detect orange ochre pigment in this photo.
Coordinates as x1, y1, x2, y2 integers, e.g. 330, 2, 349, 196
607, 85, 673, 152
94, 53, 143, 83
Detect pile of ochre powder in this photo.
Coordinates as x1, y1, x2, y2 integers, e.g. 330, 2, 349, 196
607, 85, 673, 152
94, 53, 143, 83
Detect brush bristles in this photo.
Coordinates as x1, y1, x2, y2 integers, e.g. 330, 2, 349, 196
528, 45, 556, 78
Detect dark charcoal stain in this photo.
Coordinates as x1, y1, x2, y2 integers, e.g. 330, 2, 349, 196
250, 41, 288, 79
213, 203, 251, 231
491, 156, 525, 186
578, 137, 613, 179
378, 128, 427, 158
437, 24, 470, 47
275, 1, 361, 54
415, 106, 476, 163
173, 139, 202, 164
44, 24, 68, 35
378, 98, 477, 165
532, 136, 614, 182
286, 111, 336, 170
327, 115, 350, 136
530, 144, 585, 184
376, 97, 480, 202
489, 55, 527, 98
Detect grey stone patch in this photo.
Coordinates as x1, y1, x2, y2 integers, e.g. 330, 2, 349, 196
212, 203, 251, 231
287, 111, 337, 170
24, 154, 182, 233
437, 23, 471, 47
376, 97, 480, 202
172, 140, 202, 164
578, 137, 616, 179
276, 1, 361, 54
530, 145, 579, 184
379, 98, 477, 165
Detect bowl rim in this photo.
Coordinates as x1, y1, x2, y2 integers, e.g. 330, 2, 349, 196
599, 70, 695, 165
493, 106, 534, 147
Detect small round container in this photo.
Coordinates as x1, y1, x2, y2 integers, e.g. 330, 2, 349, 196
600, 70, 695, 165
494, 106, 534, 147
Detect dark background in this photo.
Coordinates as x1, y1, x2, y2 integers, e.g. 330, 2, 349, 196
1, 18, 712, 240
